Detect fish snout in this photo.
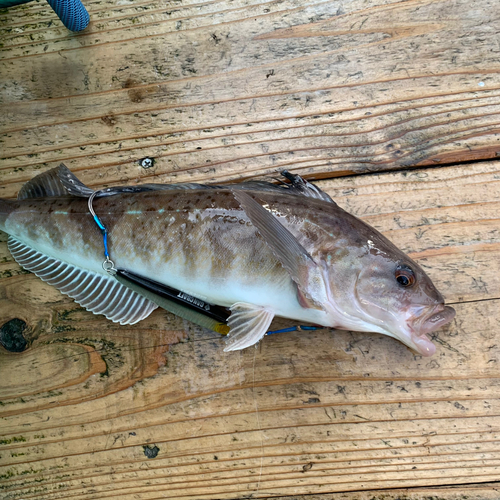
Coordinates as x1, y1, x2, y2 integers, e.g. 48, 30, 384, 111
418, 305, 456, 336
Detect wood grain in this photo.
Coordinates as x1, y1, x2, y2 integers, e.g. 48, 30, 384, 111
273, 483, 500, 499
1, 0, 500, 497
1, 0, 500, 197
0, 162, 499, 499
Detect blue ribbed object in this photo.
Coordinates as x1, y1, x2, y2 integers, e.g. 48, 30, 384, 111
0, 0, 33, 8
46, 0, 89, 32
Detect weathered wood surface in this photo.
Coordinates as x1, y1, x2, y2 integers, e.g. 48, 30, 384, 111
1, 0, 500, 195
1, 0, 500, 498
0, 163, 499, 499
280, 483, 500, 500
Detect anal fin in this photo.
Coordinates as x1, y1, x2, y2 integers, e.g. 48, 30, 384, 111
8, 237, 157, 325
224, 302, 274, 351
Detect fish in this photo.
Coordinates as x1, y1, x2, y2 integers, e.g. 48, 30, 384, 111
0, 164, 455, 356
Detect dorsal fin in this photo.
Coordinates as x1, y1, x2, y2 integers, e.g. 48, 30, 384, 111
56, 164, 95, 197
226, 173, 336, 204
18, 164, 94, 200
17, 166, 333, 204
279, 171, 335, 203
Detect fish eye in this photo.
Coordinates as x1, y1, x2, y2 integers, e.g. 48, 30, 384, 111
395, 265, 415, 287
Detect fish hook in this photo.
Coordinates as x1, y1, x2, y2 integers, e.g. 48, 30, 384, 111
88, 191, 116, 274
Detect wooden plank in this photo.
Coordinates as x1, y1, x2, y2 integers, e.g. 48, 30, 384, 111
1, 0, 500, 497
273, 483, 500, 499
0, 162, 498, 499
1, 0, 500, 196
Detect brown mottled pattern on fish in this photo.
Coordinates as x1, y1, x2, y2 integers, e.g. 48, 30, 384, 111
3, 191, 289, 300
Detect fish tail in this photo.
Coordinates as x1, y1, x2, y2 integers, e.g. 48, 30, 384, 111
0, 199, 14, 232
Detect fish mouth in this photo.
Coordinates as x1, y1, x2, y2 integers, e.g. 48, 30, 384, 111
407, 305, 456, 356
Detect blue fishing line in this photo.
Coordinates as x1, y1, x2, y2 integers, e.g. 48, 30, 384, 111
92, 214, 110, 259
88, 191, 116, 272
267, 325, 320, 335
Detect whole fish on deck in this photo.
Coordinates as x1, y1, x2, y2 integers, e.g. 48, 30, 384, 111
0, 165, 455, 356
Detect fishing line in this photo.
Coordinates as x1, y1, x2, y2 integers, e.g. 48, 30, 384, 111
266, 325, 319, 335
253, 346, 264, 496
88, 190, 116, 273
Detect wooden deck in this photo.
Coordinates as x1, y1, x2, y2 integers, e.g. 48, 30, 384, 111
0, 0, 499, 498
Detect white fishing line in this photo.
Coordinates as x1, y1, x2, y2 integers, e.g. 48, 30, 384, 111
252, 344, 264, 495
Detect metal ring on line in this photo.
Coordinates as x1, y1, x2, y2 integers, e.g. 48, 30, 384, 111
102, 257, 116, 274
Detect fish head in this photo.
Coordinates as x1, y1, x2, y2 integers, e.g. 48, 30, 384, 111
352, 249, 455, 357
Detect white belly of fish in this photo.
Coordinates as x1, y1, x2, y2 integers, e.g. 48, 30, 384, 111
6, 220, 328, 332
124, 252, 329, 327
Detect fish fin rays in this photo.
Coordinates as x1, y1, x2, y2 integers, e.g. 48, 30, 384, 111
18, 166, 333, 206
56, 164, 95, 197
8, 237, 157, 324
99, 183, 218, 196
280, 171, 335, 203
224, 302, 274, 351
18, 164, 94, 200
232, 190, 329, 309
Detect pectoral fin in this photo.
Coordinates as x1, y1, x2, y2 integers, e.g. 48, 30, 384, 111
224, 302, 274, 351
232, 190, 329, 309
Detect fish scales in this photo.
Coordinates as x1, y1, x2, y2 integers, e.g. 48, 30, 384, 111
0, 166, 456, 355
2, 190, 311, 320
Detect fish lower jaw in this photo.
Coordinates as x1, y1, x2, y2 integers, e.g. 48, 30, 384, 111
365, 323, 436, 357
409, 331, 436, 357
406, 304, 456, 356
